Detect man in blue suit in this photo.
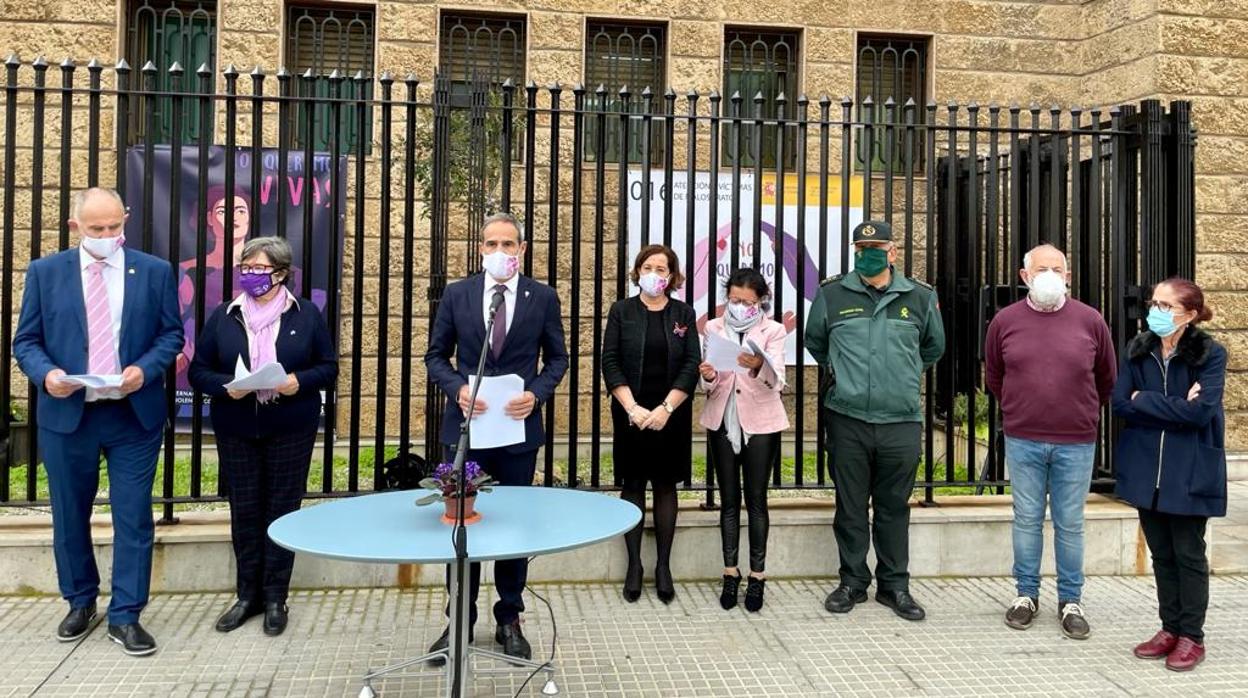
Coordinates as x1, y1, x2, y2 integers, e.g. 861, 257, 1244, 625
424, 212, 569, 660
13, 188, 182, 656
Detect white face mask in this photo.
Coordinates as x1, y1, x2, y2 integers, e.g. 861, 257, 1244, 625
726, 300, 762, 326
482, 250, 519, 281
1026, 269, 1066, 309
638, 272, 669, 298
81, 233, 125, 259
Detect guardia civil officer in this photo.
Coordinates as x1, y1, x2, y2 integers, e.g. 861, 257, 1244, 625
804, 220, 945, 621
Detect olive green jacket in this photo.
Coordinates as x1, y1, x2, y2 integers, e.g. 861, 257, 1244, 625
804, 268, 945, 423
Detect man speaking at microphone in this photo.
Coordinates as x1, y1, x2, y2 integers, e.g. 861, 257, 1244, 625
424, 212, 569, 661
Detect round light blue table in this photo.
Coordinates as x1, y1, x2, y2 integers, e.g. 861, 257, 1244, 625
268, 486, 642, 698
269, 486, 641, 564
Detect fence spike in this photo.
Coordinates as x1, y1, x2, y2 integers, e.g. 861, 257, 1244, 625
32, 55, 47, 68
729, 90, 741, 101
353, 70, 366, 82
114, 58, 130, 73
378, 71, 394, 84
775, 91, 786, 104
664, 86, 676, 98
197, 62, 211, 76
840, 95, 852, 106
594, 83, 606, 96
275, 66, 290, 78
883, 96, 896, 107
501, 77, 513, 89
903, 97, 916, 107
641, 85, 652, 98
526, 79, 537, 90
4, 53, 19, 66
301, 68, 315, 80
968, 101, 980, 111
223, 64, 238, 77
167, 61, 183, 75
59, 57, 75, 69
708, 90, 720, 100
549, 80, 561, 91
87, 58, 102, 70
797, 93, 809, 105
327, 69, 341, 80
573, 82, 585, 93
140, 60, 157, 74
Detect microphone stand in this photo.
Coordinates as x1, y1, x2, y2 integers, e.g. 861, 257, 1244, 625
447, 291, 504, 698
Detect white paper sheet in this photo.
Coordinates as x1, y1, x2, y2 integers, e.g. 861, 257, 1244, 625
466, 373, 526, 449
224, 357, 288, 391
705, 331, 755, 374
59, 374, 123, 389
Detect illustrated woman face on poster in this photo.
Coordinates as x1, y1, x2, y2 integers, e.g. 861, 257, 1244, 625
207, 188, 251, 265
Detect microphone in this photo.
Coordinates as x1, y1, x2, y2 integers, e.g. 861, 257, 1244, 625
488, 290, 505, 320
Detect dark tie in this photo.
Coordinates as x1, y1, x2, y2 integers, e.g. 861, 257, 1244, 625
491, 285, 507, 359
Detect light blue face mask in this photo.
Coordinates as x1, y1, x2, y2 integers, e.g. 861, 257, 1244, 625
1146, 306, 1183, 337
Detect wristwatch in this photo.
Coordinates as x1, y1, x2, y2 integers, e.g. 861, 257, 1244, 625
661, 400, 675, 414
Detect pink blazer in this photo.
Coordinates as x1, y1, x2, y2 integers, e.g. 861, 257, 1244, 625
698, 317, 790, 434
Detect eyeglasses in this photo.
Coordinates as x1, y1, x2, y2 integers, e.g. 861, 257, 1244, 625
240, 264, 275, 274
1145, 299, 1182, 313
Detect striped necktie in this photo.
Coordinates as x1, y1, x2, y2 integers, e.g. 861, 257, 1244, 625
85, 260, 119, 375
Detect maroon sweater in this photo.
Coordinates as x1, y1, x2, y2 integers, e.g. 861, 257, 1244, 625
984, 298, 1117, 443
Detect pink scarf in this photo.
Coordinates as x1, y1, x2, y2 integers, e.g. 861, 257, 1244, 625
240, 291, 286, 403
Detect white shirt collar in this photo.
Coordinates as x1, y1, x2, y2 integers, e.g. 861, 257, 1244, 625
228, 286, 299, 313
484, 272, 520, 295
78, 244, 125, 270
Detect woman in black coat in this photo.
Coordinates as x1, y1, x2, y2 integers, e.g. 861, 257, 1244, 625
601, 244, 701, 604
188, 236, 338, 637
1111, 276, 1226, 672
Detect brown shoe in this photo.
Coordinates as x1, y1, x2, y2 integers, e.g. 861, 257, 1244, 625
1004, 596, 1037, 630
1134, 630, 1179, 659
1165, 637, 1206, 672
1059, 601, 1090, 640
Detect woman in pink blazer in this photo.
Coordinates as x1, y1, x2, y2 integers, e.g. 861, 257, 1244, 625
698, 268, 789, 612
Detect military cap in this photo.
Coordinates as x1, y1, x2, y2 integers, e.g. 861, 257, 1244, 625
852, 220, 893, 244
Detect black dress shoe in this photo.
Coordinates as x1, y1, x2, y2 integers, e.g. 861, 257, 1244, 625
655, 565, 675, 604
427, 626, 474, 666
215, 601, 262, 633
720, 573, 743, 610
262, 602, 289, 636
877, 590, 926, 621
823, 585, 868, 614
623, 562, 643, 603
495, 620, 532, 660
57, 603, 97, 642
107, 622, 157, 656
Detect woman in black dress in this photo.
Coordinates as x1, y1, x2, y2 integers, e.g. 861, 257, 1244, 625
602, 244, 701, 604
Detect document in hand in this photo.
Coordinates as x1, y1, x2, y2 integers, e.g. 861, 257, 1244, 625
224, 356, 288, 391
59, 374, 124, 389
705, 331, 755, 374
466, 373, 526, 449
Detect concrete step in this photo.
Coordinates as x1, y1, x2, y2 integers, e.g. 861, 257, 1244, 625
0, 494, 1149, 594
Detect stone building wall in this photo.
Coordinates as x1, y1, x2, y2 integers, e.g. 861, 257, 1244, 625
0, 0, 1245, 449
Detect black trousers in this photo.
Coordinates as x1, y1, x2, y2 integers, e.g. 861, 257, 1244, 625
217, 427, 318, 605
1138, 508, 1210, 642
827, 410, 921, 593
709, 429, 778, 574
443, 445, 537, 627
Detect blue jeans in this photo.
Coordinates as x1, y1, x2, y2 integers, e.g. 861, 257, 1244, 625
1006, 436, 1096, 603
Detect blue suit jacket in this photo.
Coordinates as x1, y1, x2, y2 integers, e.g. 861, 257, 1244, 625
424, 274, 569, 453
13, 248, 183, 434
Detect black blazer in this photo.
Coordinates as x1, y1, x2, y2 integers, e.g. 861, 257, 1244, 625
188, 294, 338, 439
601, 295, 701, 398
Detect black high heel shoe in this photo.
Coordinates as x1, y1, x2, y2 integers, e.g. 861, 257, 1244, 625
623, 562, 643, 603
655, 565, 675, 604
720, 573, 743, 610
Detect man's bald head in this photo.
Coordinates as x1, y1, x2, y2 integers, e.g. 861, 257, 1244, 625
1022, 244, 1068, 275
68, 187, 127, 240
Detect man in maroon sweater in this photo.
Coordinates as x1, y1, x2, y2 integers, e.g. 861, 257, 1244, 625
984, 244, 1117, 641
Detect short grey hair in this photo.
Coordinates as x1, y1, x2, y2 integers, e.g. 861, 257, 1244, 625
480, 212, 525, 242
240, 236, 292, 270
1022, 244, 1069, 272
69, 187, 125, 220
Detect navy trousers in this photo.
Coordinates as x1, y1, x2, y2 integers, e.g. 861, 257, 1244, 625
443, 444, 538, 627
216, 427, 317, 605
41, 400, 163, 625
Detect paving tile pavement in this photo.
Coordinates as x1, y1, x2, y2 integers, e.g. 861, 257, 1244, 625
3, 575, 1247, 697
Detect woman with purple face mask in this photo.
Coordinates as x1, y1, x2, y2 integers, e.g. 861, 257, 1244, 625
698, 268, 789, 613
187, 236, 337, 637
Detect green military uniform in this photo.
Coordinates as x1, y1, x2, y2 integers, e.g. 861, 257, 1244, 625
804, 221, 945, 595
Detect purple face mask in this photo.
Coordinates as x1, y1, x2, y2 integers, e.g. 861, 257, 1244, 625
239, 270, 275, 298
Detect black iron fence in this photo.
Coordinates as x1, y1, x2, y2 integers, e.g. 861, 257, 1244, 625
0, 56, 1196, 519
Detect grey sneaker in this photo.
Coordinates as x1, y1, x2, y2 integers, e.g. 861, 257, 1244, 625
1059, 601, 1090, 640
1005, 596, 1038, 630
